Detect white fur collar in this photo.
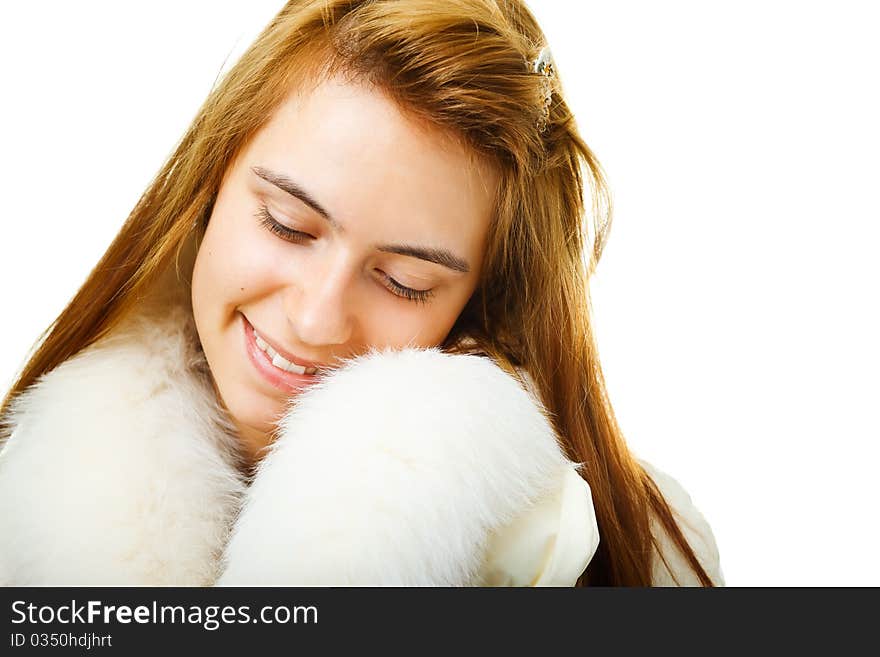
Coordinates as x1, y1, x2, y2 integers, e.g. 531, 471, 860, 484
0, 306, 721, 586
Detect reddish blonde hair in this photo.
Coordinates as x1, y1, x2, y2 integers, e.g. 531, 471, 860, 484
1, 0, 716, 586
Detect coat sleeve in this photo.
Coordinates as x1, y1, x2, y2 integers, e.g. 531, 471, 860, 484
638, 458, 726, 586
216, 347, 600, 586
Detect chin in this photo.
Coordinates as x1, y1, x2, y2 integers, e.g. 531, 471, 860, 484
236, 382, 286, 422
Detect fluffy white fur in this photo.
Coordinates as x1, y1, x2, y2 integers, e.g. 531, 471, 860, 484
0, 306, 245, 585
217, 346, 577, 586
0, 306, 723, 586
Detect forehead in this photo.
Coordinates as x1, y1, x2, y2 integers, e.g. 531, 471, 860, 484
241, 75, 498, 257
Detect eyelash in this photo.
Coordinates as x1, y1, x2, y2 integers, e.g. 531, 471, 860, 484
255, 204, 435, 305
255, 204, 312, 244
378, 271, 435, 305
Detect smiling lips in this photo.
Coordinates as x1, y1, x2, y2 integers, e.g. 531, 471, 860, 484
252, 330, 318, 375
241, 313, 330, 395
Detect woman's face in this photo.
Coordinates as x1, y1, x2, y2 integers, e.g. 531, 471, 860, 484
191, 74, 498, 465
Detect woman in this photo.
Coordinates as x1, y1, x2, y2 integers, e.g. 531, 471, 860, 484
0, 0, 723, 586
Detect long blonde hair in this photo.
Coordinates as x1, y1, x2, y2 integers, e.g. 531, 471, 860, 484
0, 0, 715, 586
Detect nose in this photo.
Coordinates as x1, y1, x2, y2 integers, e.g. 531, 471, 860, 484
282, 254, 355, 350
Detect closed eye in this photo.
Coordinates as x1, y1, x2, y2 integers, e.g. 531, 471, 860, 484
255, 204, 313, 242
377, 270, 435, 305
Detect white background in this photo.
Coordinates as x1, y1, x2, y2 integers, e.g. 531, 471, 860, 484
1, 1, 877, 586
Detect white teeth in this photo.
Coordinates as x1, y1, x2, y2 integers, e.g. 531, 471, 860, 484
271, 352, 301, 372
253, 328, 317, 375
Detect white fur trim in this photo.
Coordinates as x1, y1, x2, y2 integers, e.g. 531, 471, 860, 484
217, 346, 586, 586
0, 307, 246, 585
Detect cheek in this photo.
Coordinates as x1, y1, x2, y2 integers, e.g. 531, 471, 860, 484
194, 207, 281, 311
366, 299, 464, 349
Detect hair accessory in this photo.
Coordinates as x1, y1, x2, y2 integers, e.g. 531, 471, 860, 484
530, 46, 556, 133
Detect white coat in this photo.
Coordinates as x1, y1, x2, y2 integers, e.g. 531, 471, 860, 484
0, 303, 724, 586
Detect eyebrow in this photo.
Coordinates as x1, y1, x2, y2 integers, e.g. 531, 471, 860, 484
251, 165, 471, 274
252, 166, 339, 230
379, 242, 470, 274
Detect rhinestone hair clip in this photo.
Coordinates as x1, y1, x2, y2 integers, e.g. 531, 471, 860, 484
531, 45, 556, 132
